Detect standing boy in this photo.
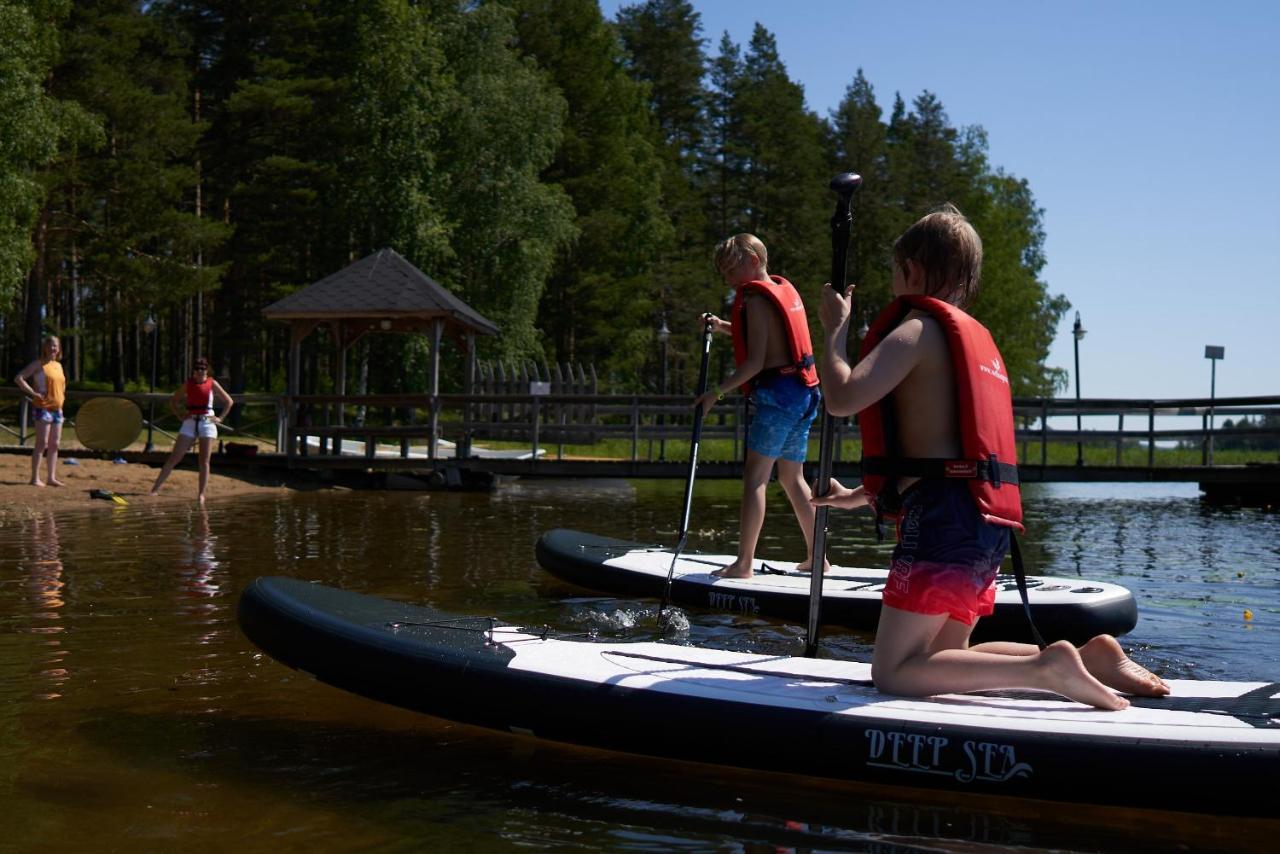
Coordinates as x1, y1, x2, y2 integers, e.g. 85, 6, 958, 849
812, 204, 1168, 710
694, 234, 824, 578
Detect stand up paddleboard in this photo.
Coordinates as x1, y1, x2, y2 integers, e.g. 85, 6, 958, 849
239, 576, 1278, 817
536, 529, 1136, 645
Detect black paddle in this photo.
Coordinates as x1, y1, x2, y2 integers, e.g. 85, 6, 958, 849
804, 172, 862, 657
657, 314, 717, 627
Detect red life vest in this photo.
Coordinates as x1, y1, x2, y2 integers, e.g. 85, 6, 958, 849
185, 377, 214, 415
857, 295, 1023, 531
730, 276, 819, 391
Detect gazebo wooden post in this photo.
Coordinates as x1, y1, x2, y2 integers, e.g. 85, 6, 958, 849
286, 321, 304, 459
333, 320, 347, 430
461, 332, 476, 459
429, 318, 443, 459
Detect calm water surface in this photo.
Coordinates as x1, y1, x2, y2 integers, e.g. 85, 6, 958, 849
2, 479, 1277, 851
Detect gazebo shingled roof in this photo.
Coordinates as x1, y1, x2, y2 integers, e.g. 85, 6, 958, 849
262, 247, 498, 336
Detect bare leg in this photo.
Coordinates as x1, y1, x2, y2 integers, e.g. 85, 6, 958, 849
872, 605, 1128, 710
30, 421, 49, 486
197, 436, 212, 506
947, 626, 1169, 697
712, 450, 775, 579
45, 421, 64, 486
777, 458, 828, 573
151, 434, 195, 494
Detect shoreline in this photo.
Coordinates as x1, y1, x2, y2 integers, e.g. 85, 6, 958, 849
0, 448, 291, 522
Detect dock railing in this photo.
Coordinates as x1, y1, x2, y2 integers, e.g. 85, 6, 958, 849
2, 387, 1277, 468
274, 391, 1280, 468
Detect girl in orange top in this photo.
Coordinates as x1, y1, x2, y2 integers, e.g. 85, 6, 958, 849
14, 336, 67, 487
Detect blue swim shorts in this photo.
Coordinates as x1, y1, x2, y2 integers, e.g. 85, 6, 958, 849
33, 407, 64, 424
747, 375, 821, 462
883, 479, 1010, 625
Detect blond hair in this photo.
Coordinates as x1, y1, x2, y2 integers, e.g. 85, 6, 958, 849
41, 335, 61, 360
893, 204, 982, 309
714, 233, 768, 277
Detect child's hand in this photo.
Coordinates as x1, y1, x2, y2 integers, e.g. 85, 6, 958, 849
700, 313, 730, 335
693, 388, 719, 416
819, 283, 854, 332
810, 479, 867, 510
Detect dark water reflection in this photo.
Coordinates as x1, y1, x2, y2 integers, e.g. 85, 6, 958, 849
1, 479, 1277, 851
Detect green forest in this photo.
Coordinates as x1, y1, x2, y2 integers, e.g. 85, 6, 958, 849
1, 0, 1068, 399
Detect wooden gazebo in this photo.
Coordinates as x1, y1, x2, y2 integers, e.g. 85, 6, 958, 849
262, 248, 499, 453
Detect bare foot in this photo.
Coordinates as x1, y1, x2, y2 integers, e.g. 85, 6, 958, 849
30, 479, 45, 487
1038, 641, 1129, 710
197, 494, 206, 508
1080, 635, 1170, 697
795, 558, 832, 574
48, 478, 65, 487
711, 558, 753, 579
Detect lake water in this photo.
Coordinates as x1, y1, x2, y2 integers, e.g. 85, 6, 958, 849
2, 479, 1277, 851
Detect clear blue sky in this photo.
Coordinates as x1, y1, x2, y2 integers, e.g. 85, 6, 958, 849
603, 0, 1280, 401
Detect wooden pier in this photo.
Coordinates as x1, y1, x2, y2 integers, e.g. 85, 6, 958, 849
2, 388, 1277, 503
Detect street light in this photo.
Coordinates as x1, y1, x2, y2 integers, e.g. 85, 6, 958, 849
1205, 345, 1225, 465
657, 315, 670, 461
1073, 311, 1086, 466
143, 315, 158, 452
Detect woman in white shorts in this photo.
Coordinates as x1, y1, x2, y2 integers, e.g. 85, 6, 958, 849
150, 357, 234, 505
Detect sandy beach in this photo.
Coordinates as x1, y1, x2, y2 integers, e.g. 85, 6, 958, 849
0, 448, 288, 520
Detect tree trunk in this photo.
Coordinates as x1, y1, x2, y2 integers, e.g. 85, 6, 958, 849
23, 208, 50, 364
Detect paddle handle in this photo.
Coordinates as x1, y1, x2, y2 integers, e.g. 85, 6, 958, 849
805, 173, 862, 657
658, 317, 716, 625
677, 317, 716, 535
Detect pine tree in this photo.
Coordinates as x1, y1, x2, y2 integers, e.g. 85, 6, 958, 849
505, 0, 672, 380
0, 0, 100, 368
733, 25, 828, 293
614, 0, 715, 381
40, 0, 226, 389
830, 69, 894, 319
425, 1, 575, 363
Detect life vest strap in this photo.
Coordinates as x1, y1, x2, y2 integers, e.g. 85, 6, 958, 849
755, 353, 816, 383
861, 456, 1020, 486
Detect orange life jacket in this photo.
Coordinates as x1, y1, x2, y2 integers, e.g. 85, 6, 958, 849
730, 276, 819, 391
858, 295, 1023, 532
185, 377, 214, 415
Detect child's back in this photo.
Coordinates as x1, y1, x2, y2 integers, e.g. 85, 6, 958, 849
813, 204, 1169, 711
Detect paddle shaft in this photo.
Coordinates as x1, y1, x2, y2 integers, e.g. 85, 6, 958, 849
805, 173, 862, 657
658, 317, 716, 623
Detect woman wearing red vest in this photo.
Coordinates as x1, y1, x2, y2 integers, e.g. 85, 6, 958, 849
693, 234, 824, 579
150, 356, 234, 506
812, 205, 1167, 710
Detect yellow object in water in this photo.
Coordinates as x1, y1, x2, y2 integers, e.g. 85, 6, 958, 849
88, 488, 129, 507
1243, 609, 1254, 621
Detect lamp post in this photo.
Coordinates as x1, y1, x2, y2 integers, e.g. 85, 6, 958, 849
1205, 345, 1224, 465
1073, 311, 1086, 466
657, 315, 670, 461
143, 315, 158, 452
